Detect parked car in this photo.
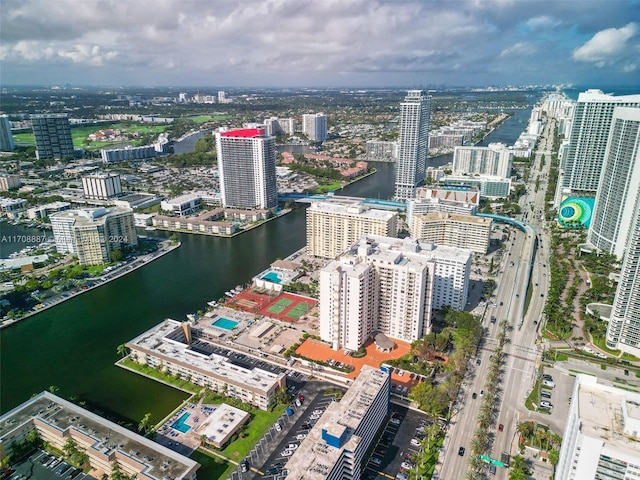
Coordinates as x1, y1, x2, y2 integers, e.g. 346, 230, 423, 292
498, 424, 504, 432
458, 447, 466, 456
540, 401, 554, 409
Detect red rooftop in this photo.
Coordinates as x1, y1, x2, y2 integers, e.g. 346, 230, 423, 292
220, 128, 264, 138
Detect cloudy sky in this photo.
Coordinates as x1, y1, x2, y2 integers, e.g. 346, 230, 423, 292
1, 0, 639, 88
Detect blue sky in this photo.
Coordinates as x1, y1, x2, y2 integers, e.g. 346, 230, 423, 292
1, 0, 639, 88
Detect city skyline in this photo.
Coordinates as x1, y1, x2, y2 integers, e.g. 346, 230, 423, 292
1, 0, 639, 88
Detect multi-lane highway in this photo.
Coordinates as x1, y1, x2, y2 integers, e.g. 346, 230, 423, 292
438, 120, 555, 479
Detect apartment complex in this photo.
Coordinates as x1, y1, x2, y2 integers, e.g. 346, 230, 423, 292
264, 117, 295, 136
285, 365, 390, 480
319, 235, 470, 351
440, 174, 511, 199
556, 374, 640, 480
31, 113, 75, 160
410, 212, 492, 254
0, 391, 200, 480
0, 114, 15, 151
366, 140, 398, 161
453, 142, 513, 178
51, 207, 137, 266
605, 182, 640, 356
101, 145, 158, 163
395, 90, 431, 201
216, 128, 277, 209
81, 172, 123, 200
127, 319, 286, 410
306, 200, 399, 259
0, 173, 20, 191
556, 90, 640, 202
302, 113, 328, 141
406, 187, 479, 225
587, 107, 640, 259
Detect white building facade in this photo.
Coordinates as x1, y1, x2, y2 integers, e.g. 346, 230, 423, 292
216, 128, 277, 209
302, 113, 328, 141
410, 212, 492, 254
556, 374, 640, 480
395, 90, 431, 201
588, 107, 640, 259
81, 172, 123, 200
319, 235, 470, 351
453, 143, 513, 178
556, 90, 640, 203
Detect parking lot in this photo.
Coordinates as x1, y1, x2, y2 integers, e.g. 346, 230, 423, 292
251, 388, 341, 479
5, 450, 94, 480
362, 405, 431, 480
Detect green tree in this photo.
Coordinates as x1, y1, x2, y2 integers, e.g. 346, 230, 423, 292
116, 344, 129, 358
109, 249, 124, 263
138, 412, 153, 436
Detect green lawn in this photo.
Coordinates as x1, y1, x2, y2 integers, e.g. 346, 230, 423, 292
219, 405, 285, 461
119, 357, 201, 394
189, 449, 233, 480
315, 182, 343, 194
286, 302, 310, 319
12, 122, 169, 150
267, 298, 293, 314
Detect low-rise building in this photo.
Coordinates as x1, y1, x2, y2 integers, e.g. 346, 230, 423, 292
286, 365, 390, 479
0, 391, 200, 480
26, 201, 71, 220
126, 319, 286, 410
406, 187, 479, 225
440, 174, 511, 199
366, 141, 398, 162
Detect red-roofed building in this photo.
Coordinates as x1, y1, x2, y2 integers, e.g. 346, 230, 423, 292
220, 128, 265, 138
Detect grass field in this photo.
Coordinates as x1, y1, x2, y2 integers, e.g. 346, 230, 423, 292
12, 122, 170, 151
286, 302, 310, 319
188, 114, 229, 124
267, 298, 293, 314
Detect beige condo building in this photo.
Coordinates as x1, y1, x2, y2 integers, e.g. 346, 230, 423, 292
410, 212, 492, 254
306, 200, 399, 259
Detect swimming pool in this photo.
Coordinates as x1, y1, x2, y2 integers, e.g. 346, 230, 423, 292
212, 318, 239, 330
171, 412, 191, 433
262, 271, 282, 283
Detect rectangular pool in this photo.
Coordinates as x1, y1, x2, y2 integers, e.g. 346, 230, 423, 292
212, 317, 239, 330
171, 412, 191, 433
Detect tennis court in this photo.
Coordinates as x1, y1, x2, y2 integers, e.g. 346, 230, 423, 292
267, 298, 293, 314
286, 302, 310, 319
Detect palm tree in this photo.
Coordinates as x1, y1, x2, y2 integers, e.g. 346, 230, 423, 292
48, 385, 60, 394
138, 412, 153, 435
116, 344, 129, 358
465, 470, 483, 480
516, 421, 535, 442
549, 448, 560, 476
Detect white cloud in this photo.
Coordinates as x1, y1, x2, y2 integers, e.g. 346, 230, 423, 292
526, 15, 561, 30
573, 22, 638, 65
500, 42, 537, 58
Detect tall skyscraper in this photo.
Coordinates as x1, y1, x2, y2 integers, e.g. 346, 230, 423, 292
31, 113, 75, 160
395, 90, 431, 201
215, 128, 277, 209
302, 113, 327, 141
588, 107, 640, 259
606, 183, 640, 356
556, 90, 640, 201
0, 115, 15, 151
319, 235, 470, 351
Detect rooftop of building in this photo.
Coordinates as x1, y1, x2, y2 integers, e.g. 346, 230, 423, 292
348, 234, 471, 265
220, 128, 265, 138
308, 200, 397, 221
82, 172, 121, 179
413, 187, 480, 205
285, 365, 389, 479
576, 375, 640, 457
414, 212, 492, 225
127, 319, 283, 394
577, 89, 640, 103
51, 206, 132, 224
30, 113, 69, 119
0, 391, 199, 480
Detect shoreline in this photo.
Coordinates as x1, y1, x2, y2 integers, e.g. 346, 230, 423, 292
0, 239, 181, 330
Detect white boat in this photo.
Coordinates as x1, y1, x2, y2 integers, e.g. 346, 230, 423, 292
145, 226, 156, 231
186, 313, 198, 321
207, 301, 219, 308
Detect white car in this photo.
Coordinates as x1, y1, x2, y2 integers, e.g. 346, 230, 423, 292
540, 401, 554, 409
280, 449, 293, 457
410, 438, 421, 446
389, 417, 401, 425
296, 434, 307, 440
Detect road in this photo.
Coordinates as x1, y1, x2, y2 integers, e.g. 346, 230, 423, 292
439, 119, 555, 479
